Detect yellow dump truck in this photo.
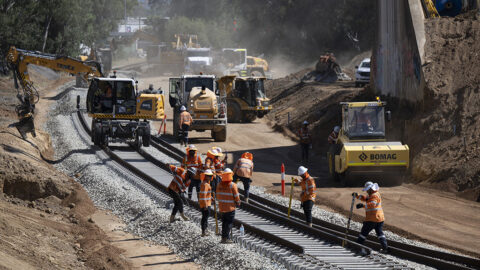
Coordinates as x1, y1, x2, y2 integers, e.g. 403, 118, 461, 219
226, 76, 272, 122
327, 99, 409, 186
169, 74, 230, 141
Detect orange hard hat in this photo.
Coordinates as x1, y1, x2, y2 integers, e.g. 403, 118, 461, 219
241, 152, 253, 160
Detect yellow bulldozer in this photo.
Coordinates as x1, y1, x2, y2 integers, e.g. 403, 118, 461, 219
226, 76, 272, 123
327, 98, 409, 186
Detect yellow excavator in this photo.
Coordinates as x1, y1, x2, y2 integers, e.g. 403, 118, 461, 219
327, 98, 409, 186
5, 46, 103, 139
226, 76, 272, 123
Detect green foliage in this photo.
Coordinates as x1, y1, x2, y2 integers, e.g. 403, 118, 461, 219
0, 0, 137, 57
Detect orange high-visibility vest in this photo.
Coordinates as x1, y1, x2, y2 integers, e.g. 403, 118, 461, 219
234, 158, 253, 178
182, 155, 202, 179
298, 127, 311, 144
213, 158, 225, 174
179, 111, 193, 126
216, 181, 240, 213
168, 165, 187, 193
357, 192, 385, 222
198, 181, 212, 208
300, 174, 316, 202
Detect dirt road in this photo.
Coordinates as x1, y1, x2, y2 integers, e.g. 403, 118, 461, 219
133, 73, 480, 257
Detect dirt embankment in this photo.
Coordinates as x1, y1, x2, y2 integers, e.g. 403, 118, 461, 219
403, 16, 480, 201
0, 70, 131, 269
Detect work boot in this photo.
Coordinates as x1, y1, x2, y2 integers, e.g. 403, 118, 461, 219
357, 248, 369, 256
379, 247, 390, 254
221, 238, 233, 244
180, 213, 189, 221
169, 214, 176, 223
307, 222, 312, 227
201, 230, 210, 237
244, 197, 249, 204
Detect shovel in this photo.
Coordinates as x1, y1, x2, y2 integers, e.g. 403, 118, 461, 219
342, 193, 356, 247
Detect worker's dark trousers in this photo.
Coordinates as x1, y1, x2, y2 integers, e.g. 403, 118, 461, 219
188, 179, 201, 199
237, 176, 252, 199
357, 221, 388, 249
201, 206, 211, 232
302, 200, 314, 223
212, 175, 221, 192
301, 143, 309, 162
221, 210, 235, 239
168, 189, 184, 216
181, 124, 190, 145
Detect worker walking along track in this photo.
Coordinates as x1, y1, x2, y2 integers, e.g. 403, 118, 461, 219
73, 107, 479, 270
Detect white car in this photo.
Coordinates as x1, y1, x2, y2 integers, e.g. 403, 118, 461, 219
355, 58, 370, 87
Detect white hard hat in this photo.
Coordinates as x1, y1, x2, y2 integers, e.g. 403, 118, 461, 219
180, 105, 186, 111
303, 120, 309, 125
204, 169, 213, 176
334, 126, 340, 133
362, 181, 379, 191
297, 166, 308, 176
213, 147, 223, 153
188, 145, 197, 151
224, 168, 233, 173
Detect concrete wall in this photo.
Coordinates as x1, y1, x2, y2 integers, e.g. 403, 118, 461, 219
371, 0, 425, 103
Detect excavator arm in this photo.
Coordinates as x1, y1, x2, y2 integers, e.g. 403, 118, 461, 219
5, 46, 104, 139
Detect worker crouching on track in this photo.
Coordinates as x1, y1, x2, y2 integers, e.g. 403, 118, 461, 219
294, 166, 316, 227
217, 168, 241, 244
353, 181, 389, 254
233, 152, 254, 203
179, 105, 193, 146
167, 164, 190, 223
199, 169, 214, 236
297, 121, 312, 162
183, 145, 203, 200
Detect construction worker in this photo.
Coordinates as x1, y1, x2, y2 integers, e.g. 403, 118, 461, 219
233, 152, 254, 203
353, 181, 389, 254
179, 105, 193, 146
293, 166, 316, 227
216, 168, 241, 244
328, 126, 340, 144
183, 145, 203, 199
297, 120, 312, 162
199, 169, 214, 236
167, 164, 190, 223
212, 147, 226, 191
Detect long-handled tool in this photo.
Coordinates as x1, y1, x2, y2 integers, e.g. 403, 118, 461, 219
288, 177, 295, 218
213, 191, 220, 235
342, 193, 356, 247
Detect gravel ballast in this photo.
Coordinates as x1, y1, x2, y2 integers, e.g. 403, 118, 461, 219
45, 89, 285, 270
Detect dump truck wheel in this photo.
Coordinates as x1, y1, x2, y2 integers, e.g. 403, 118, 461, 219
213, 127, 227, 142
242, 112, 256, 123
135, 130, 143, 150
227, 101, 241, 123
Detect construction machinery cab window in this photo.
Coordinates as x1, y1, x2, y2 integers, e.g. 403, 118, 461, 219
223, 50, 246, 66
187, 50, 210, 57
185, 78, 214, 93
235, 79, 265, 106
344, 106, 385, 139
89, 79, 136, 115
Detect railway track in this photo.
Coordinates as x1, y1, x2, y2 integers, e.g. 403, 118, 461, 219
74, 109, 478, 270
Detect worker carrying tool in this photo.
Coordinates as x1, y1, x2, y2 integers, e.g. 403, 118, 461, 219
167, 164, 192, 223
328, 126, 340, 144
179, 105, 193, 146
183, 145, 203, 199
293, 166, 316, 227
199, 169, 214, 237
211, 147, 227, 191
297, 121, 312, 162
353, 181, 389, 254
233, 152, 254, 203
216, 168, 241, 244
